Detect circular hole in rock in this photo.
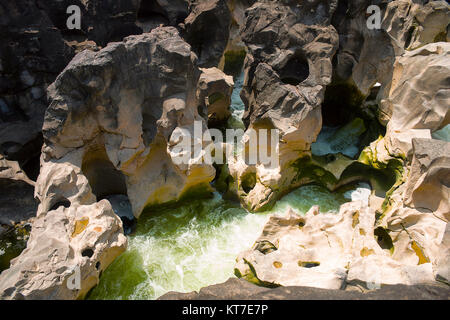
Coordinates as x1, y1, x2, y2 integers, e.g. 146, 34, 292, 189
50, 198, 71, 211
82, 248, 94, 258
279, 54, 309, 86
241, 172, 256, 194
95, 261, 101, 270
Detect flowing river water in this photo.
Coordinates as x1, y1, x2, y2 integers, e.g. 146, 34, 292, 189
87, 72, 371, 300
88, 185, 357, 300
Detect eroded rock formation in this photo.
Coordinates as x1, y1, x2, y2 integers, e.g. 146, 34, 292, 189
43, 27, 216, 218
224, 0, 340, 211
0, 0, 449, 300
0, 200, 127, 299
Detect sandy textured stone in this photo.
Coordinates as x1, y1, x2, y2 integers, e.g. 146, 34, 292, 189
197, 67, 234, 126
43, 27, 216, 218
225, 0, 339, 211
235, 199, 439, 290
0, 200, 127, 300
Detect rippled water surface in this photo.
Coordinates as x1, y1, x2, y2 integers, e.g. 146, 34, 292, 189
88, 185, 350, 300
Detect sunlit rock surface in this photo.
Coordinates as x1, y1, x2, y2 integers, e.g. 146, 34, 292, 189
0, 200, 127, 300
43, 27, 216, 218
197, 67, 234, 126
225, 0, 339, 211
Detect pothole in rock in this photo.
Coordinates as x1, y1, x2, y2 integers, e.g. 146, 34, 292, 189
81, 143, 136, 235
279, 54, 309, 86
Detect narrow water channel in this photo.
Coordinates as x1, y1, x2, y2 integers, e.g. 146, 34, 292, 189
87, 184, 354, 300
87, 71, 370, 300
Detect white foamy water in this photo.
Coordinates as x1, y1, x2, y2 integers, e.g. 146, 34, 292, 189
88, 185, 352, 300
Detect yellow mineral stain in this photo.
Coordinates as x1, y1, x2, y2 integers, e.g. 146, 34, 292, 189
72, 218, 89, 238
352, 211, 360, 228
273, 261, 283, 269
360, 247, 375, 257
359, 228, 366, 235
94, 226, 102, 233
411, 241, 430, 265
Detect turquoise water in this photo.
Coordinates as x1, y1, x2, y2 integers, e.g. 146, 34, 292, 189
432, 124, 450, 142
87, 185, 351, 300
311, 118, 366, 158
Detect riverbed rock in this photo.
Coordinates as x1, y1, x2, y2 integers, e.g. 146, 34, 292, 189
224, 0, 339, 211
184, 0, 232, 68
375, 138, 450, 284
332, 0, 449, 96
380, 42, 450, 136
197, 67, 234, 126
0, 200, 127, 300
43, 26, 215, 219
235, 194, 442, 289
159, 277, 450, 300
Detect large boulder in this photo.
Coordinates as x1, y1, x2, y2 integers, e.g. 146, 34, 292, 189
380, 42, 450, 135
184, 0, 232, 67
42, 27, 216, 219
224, 0, 339, 211
197, 67, 234, 127
0, 200, 127, 300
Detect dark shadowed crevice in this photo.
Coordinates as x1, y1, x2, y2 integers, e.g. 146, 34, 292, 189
49, 198, 71, 211
321, 81, 366, 127
81, 143, 137, 235
81, 144, 128, 200
0, 133, 43, 181
137, 0, 169, 24
82, 248, 94, 258
279, 54, 309, 86
241, 172, 256, 194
